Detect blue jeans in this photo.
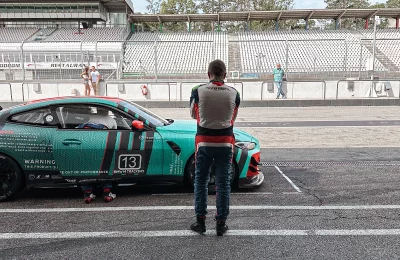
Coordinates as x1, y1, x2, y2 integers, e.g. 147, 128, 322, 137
194, 145, 233, 221
81, 183, 112, 192
275, 81, 285, 98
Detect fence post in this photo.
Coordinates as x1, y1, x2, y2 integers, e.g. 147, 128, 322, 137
285, 40, 289, 79
95, 41, 98, 68
344, 40, 348, 75
80, 41, 83, 66
20, 42, 25, 80
154, 41, 158, 82
359, 41, 363, 78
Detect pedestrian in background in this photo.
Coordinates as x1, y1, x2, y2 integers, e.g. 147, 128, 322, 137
80, 66, 90, 96
89, 66, 101, 96
272, 63, 286, 99
189, 59, 240, 236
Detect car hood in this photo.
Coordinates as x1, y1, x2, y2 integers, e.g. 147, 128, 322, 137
158, 120, 254, 142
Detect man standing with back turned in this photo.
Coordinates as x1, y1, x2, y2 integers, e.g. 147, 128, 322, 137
189, 59, 240, 236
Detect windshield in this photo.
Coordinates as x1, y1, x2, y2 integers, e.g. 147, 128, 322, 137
121, 101, 170, 126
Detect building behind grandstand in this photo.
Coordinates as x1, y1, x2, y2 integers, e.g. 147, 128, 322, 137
0, 2, 400, 82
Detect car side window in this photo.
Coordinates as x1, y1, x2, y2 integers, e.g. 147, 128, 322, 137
56, 105, 133, 130
9, 108, 58, 126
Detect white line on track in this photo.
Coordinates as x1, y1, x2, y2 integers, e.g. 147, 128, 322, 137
4, 205, 400, 213
151, 192, 275, 196
3, 229, 400, 239
274, 165, 302, 193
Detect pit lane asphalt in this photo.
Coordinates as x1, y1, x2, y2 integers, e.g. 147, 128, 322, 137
2, 148, 400, 259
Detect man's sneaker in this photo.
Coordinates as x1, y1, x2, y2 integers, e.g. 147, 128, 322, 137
216, 220, 228, 236
103, 188, 116, 202
84, 190, 96, 204
190, 216, 206, 234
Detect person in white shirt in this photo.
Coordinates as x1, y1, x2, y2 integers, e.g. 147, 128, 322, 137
89, 66, 101, 95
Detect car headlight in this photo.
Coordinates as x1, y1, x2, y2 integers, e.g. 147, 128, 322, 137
235, 142, 256, 150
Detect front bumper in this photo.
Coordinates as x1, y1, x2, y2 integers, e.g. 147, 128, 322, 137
238, 171, 264, 188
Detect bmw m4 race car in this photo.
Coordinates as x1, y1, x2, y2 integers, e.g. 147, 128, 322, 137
0, 96, 264, 201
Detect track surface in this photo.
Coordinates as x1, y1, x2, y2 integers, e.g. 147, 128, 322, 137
2, 148, 400, 259
2, 107, 400, 259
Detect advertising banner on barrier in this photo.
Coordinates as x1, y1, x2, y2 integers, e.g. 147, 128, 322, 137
0, 62, 118, 70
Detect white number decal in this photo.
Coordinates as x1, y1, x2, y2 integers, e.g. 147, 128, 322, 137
118, 154, 142, 170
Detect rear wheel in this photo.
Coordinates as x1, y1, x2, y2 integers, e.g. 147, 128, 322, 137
186, 155, 237, 192
0, 154, 25, 202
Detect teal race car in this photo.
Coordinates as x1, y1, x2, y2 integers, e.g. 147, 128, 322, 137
0, 96, 264, 201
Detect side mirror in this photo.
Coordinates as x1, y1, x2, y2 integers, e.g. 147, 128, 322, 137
132, 120, 144, 131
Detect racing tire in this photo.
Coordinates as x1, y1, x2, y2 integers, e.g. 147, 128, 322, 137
0, 154, 25, 202
186, 155, 238, 193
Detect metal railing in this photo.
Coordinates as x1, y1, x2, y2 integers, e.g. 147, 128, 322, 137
106, 81, 175, 101
261, 80, 327, 100
0, 79, 398, 102
336, 79, 400, 99
1, 37, 399, 82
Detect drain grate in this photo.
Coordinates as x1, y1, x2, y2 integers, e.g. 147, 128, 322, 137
260, 161, 400, 167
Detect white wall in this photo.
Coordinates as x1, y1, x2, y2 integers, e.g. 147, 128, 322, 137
0, 80, 399, 102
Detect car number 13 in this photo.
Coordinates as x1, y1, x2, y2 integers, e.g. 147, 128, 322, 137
118, 154, 142, 170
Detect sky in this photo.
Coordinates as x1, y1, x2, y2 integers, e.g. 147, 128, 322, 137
132, 0, 387, 14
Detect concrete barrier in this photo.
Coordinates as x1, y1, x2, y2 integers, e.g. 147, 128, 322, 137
0, 79, 399, 106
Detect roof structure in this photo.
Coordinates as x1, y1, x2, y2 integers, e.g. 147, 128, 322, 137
130, 8, 400, 23
0, 0, 134, 13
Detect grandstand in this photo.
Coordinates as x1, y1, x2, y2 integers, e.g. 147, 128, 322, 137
1, 6, 400, 81
0, 0, 133, 80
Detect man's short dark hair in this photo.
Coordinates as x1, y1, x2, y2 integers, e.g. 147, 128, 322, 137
208, 59, 226, 80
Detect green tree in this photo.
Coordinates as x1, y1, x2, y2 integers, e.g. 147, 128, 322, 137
146, 0, 162, 14
324, 0, 371, 29
249, 0, 295, 31
160, 0, 198, 31
386, 0, 400, 7
370, 2, 388, 28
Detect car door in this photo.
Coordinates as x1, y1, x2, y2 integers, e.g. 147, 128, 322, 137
51, 104, 163, 179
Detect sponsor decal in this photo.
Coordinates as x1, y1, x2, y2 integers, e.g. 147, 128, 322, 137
118, 154, 142, 170
51, 174, 63, 180
45, 115, 54, 123
27, 174, 51, 180
0, 130, 14, 135
0, 63, 21, 68
139, 135, 154, 141
114, 150, 146, 175
0, 62, 117, 70
206, 87, 230, 91
24, 159, 56, 165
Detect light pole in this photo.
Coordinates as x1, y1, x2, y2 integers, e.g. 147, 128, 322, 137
370, 15, 380, 97
372, 15, 380, 76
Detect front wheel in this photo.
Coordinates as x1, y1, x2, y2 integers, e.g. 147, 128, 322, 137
186, 156, 237, 191
0, 154, 25, 202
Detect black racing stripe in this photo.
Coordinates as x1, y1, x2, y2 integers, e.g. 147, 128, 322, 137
119, 131, 130, 151
143, 131, 154, 170
100, 131, 117, 175
237, 149, 248, 175
132, 132, 141, 150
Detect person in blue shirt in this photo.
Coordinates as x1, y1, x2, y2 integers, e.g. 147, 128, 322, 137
272, 63, 286, 99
